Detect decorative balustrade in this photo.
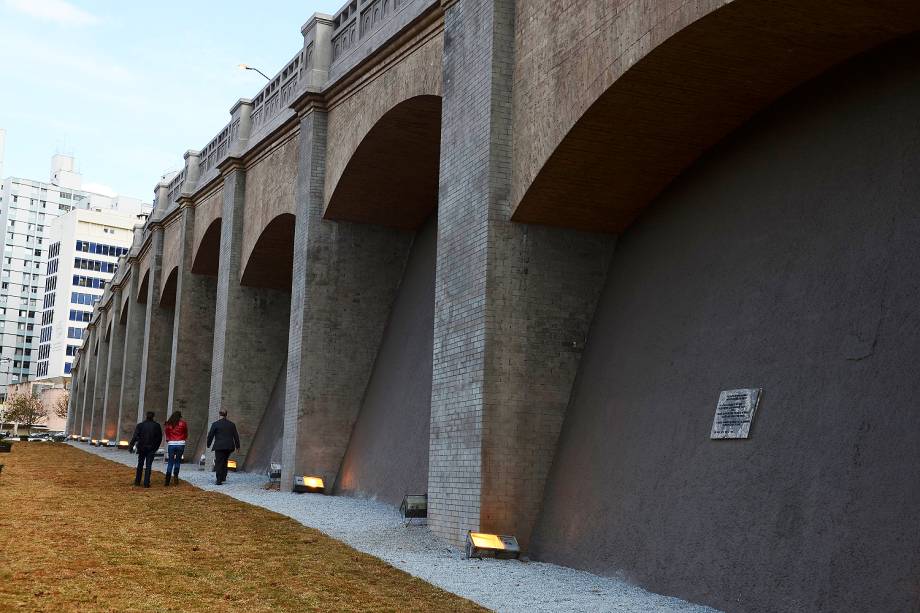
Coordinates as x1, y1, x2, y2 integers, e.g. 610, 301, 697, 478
199, 122, 232, 175
331, 0, 404, 62
250, 52, 302, 133
165, 167, 187, 205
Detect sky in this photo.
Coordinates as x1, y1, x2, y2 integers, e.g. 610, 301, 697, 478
0, 0, 342, 200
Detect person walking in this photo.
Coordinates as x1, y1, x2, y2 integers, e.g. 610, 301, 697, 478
163, 411, 188, 486
206, 409, 240, 485
129, 412, 162, 488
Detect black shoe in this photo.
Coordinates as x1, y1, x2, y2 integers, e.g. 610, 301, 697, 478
143, 484, 150, 488
215, 481, 223, 485
164, 478, 171, 486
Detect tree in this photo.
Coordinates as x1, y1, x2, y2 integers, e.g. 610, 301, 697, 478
5, 393, 48, 430
54, 393, 69, 420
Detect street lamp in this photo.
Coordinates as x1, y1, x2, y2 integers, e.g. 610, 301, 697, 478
238, 64, 270, 81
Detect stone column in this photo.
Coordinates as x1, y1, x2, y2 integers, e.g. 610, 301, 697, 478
138, 225, 175, 424
167, 199, 216, 456
280, 100, 410, 492
91, 315, 110, 439
117, 260, 147, 443
428, 0, 614, 549
80, 325, 97, 438
207, 157, 290, 466
102, 290, 125, 440
66, 366, 79, 436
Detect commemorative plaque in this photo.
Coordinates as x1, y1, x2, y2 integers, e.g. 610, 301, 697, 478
710, 388, 761, 439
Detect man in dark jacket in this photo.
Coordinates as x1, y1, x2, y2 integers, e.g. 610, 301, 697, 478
129, 412, 163, 488
206, 409, 240, 485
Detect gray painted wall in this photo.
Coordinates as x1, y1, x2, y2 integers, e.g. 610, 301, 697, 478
531, 36, 920, 613
334, 216, 436, 506
244, 355, 287, 475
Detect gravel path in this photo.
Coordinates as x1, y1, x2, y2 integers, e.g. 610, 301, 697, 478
70, 443, 719, 613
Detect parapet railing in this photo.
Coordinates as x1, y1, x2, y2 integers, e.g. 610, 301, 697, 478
331, 0, 407, 62
250, 52, 303, 134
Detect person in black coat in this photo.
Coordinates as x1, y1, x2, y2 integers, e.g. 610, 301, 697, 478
206, 409, 240, 485
129, 412, 163, 488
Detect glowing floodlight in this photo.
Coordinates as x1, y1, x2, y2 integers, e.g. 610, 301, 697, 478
100, 439, 111, 446
70, 434, 79, 440
400, 494, 428, 519
90, 439, 99, 446
79, 436, 88, 442
227, 459, 238, 472
465, 531, 521, 560
117, 440, 130, 450
293, 475, 324, 494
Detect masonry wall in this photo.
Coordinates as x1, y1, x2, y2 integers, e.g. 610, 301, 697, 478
530, 37, 920, 613
334, 217, 436, 505
244, 356, 286, 475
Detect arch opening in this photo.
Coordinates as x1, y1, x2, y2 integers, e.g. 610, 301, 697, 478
513, 0, 920, 233
158, 267, 178, 309
326, 95, 442, 229
240, 214, 295, 290
136, 270, 149, 304
192, 219, 222, 276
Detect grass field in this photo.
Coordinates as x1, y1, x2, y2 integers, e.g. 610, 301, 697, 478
0, 443, 485, 612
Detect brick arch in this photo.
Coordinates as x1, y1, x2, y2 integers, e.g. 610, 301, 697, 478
324, 27, 443, 217
191, 186, 223, 272
511, 0, 920, 233
240, 213, 295, 290
119, 288, 129, 324
325, 94, 442, 229
191, 218, 221, 276
136, 269, 149, 304
158, 266, 178, 308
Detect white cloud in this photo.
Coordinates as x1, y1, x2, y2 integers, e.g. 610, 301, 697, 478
4, 0, 98, 26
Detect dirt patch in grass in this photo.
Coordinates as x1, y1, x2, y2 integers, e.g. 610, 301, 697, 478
0, 444, 486, 612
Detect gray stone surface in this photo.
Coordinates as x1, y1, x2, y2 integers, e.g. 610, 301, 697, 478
167, 205, 216, 449
531, 37, 920, 613
102, 291, 126, 440
138, 228, 175, 421
117, 261, 147, 443
335, 215, 437, 505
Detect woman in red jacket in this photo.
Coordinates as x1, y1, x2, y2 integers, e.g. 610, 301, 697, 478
163, 411, 188, 486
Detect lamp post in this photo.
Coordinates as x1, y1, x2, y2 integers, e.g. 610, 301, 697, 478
238, 64, 270, 81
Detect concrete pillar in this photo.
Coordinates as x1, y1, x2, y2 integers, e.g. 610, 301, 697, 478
167, 200, 216, 455
428, 0, 614, 549
117, 261, 147, 443
102, 290, 125, 440
80, 326, 97, 438
280, 102, 410, 492
138, 226, 175, 424
91, 317, 110, 439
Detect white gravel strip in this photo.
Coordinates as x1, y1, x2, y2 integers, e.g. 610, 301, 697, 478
70, 442, 720, 613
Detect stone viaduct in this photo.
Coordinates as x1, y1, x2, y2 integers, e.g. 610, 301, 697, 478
65, 1, 920, 611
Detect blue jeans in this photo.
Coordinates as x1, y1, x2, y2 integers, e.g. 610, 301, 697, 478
166, 444, 185, 477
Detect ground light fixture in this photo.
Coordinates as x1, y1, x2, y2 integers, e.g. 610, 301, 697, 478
79, 436, 88, 442
70, 434, 79, 440
100, 439, 111, 447
199, 454, 206, 470
227, 459, 238, 472
293, 475, 324, 494
465, 531, 521, 560
154, 447, 165, 458
90, 439, 99, 446
268, 463, 282, 482
117, 440, 130, 450
400, 494, 428, 519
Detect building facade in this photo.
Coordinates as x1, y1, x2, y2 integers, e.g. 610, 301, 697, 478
37, 209, 138, 379
0, 154, 148, 398
66, 2, 920, 612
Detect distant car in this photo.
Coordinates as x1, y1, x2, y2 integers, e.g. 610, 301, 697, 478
51, 433, 67, 442
27, 435, 48, 442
